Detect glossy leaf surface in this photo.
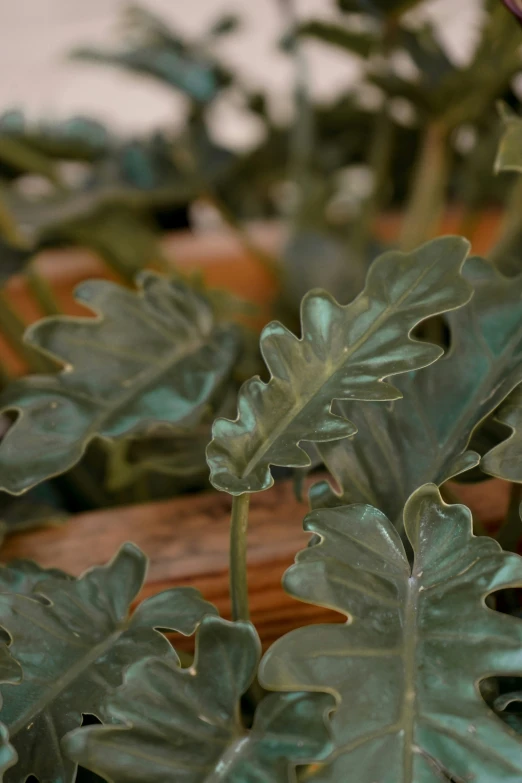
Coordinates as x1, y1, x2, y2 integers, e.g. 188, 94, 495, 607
207, 237, 472, 494
482, 384, 522, 482
0, 558, 71, 595
0, 543, 217, 783
64, 615, 334, 782
0, 645, 20, 780
260, 485, 522, 781
0, 725, 16, 779
0, 273, 240, 494
313, 257, 522, 524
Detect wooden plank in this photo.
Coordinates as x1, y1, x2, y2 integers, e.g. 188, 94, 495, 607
0, 477, 511, 649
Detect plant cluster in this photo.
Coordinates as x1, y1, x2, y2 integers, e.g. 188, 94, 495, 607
0, 112, 519, 777
2, 0, 522, 523
0, 6, 522, 777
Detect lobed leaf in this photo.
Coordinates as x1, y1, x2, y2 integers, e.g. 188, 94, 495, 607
0, 724, 16, 779
482, 384, 522, 482
64, 615, 334, 782
0, 543, 217, 783
260, 485, 522, 782
0, 559, 71, 596
207, 237, 472, 494
0, 273, 241, 494
313, 256, 522, 525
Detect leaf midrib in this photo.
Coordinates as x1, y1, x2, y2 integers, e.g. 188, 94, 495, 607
402, 572, 419, 783
241, 258, 445, 480
39, 328, 230, 450
8, 625, 125, 737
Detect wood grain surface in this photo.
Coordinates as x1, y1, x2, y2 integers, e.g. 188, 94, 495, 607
0, 477, 511, 650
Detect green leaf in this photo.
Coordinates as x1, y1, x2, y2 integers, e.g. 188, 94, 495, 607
207, 237, 472, 495
482, 384, 522, 481
260, 485, 522, 782
63, 615, 334, 782
0, 113, 110, 163
0, 542, 217, 783
0, 724, 16, 779
371, 6, 522, 126
208, 13, 240, 37
494, 691, 522, 734
106, 432, 209, 491
41, 205, 164, 282
70, 22, 220, 105
495, 103, 522, 173
0, 558, 71, 595
0, 273, 241, 494
337, 0, 422, 16
313, 256, 522, 525
0, 136, 61, 186
298, 21, 379, 58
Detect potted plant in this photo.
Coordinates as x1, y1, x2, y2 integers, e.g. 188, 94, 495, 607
2, 1, 522, 539
0, 207, 522, 777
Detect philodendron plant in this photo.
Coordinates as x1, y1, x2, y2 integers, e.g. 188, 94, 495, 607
0, 230, 521, 780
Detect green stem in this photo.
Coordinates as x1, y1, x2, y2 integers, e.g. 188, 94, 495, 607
352, 18, 397, 259
488, 176, 522, 275
278, 0, 314, 205
0, 360, 11, 389
352, 105, 395, 259
229, 493, 251, 622
0, 194, 24, 246
25, 263, 61, 316
399, 122, 449, 251
0, 289, 53, 373
496, 482, 522, 553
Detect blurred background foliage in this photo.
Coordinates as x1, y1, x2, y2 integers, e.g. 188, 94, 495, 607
1, 0, 522, 526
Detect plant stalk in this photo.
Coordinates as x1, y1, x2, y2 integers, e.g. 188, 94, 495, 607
352, 105, 395, 259
352, 17, 397, 259
0, 289, 53, 373
278, 0, 314, 203
229, 493, 251, 622
25, 263, 62, 316
488, 176, 522, 276
399, 121, 449, 251
0, 195, 24, 246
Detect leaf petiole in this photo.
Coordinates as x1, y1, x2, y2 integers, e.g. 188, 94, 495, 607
229, 493, 251, 622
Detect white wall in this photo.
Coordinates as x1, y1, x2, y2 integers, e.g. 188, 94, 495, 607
0, 0, 483, 148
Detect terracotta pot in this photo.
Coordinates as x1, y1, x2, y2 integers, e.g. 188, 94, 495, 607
1, 476, 511, 649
